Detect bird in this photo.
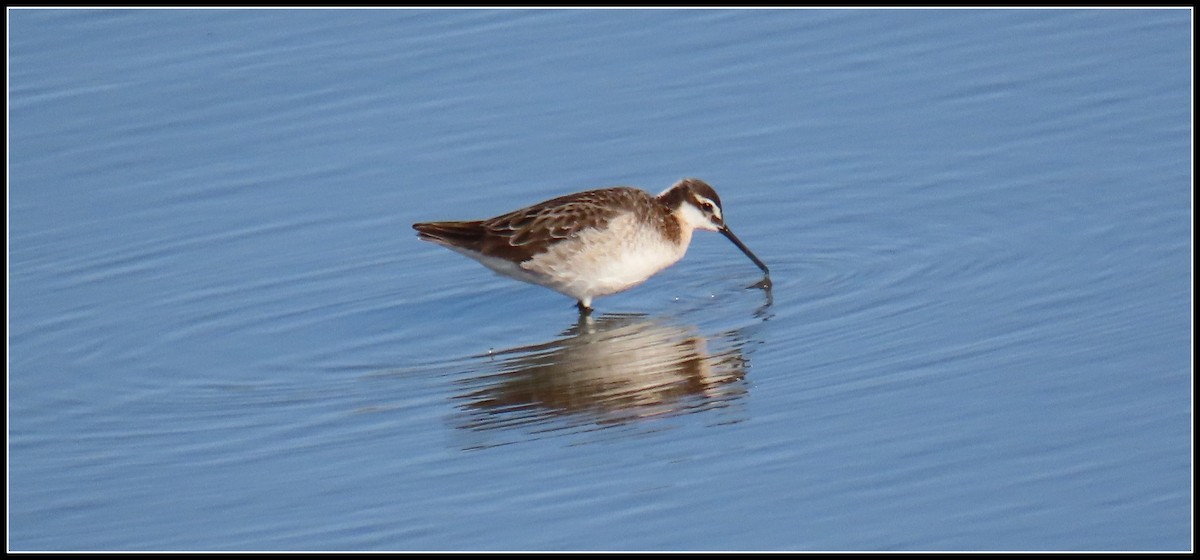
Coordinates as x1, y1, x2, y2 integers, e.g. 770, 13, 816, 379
413, 178, 770, 314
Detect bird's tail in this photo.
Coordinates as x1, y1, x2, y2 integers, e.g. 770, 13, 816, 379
413, 221, 486, 249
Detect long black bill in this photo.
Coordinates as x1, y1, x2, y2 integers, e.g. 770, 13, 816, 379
719, 226, 770, 276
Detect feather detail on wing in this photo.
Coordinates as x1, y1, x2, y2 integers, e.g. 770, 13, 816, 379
415, 188, 658, 263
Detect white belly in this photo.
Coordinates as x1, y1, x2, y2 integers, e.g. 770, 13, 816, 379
514, 213, 691, 303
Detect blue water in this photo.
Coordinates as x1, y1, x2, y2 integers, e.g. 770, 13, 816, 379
8, 8, 1192, 551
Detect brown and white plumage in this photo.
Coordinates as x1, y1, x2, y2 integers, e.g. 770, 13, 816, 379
413, 178, 769, 313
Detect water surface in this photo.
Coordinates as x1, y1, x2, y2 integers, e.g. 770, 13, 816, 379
8, 8, 1192, 551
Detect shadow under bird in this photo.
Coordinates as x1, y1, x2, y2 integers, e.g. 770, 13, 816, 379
413, 178, 770, 313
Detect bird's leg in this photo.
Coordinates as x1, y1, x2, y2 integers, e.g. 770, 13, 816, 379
576, 300, 593, 316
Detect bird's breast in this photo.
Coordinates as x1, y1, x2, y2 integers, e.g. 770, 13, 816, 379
522, 213, 691, 297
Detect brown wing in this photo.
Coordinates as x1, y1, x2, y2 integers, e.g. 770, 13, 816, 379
414, 187, 655, 263
480, 187, 653, 262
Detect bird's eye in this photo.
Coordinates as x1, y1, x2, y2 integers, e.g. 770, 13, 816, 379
700, 202, 714, 212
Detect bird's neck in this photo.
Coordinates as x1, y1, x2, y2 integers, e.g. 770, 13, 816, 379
656, 184, 692, 212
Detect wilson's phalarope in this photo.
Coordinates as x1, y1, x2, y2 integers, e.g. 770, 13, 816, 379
413, 178, 769, 313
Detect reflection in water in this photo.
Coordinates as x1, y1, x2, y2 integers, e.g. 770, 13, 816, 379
452, 314, 751, 434
750, 275, 773, 319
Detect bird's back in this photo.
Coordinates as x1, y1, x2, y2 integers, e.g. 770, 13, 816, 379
414, 187, 665, 263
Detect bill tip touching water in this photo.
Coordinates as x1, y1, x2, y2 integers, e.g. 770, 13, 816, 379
413, 178, 770, 314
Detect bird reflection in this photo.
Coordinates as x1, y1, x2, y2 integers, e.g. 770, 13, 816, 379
749, 274, 773, 318
453, 314, 749, 432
